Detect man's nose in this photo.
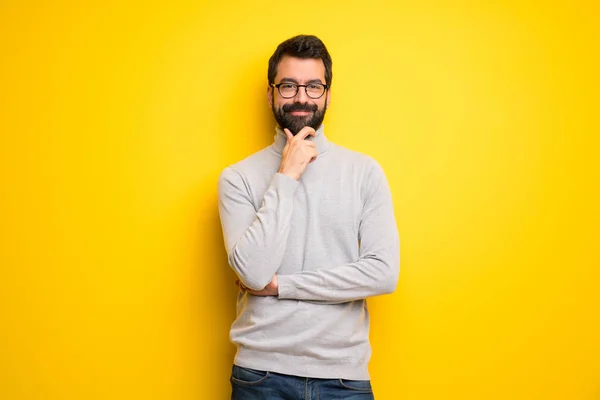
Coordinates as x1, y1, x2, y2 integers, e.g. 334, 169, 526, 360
293, 87, 308, 103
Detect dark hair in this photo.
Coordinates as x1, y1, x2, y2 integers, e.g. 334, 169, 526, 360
268, 35, 332, 87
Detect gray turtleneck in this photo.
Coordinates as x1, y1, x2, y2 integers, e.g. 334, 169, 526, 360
217, 125, 400, 380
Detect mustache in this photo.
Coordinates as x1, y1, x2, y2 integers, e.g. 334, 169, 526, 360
282, 103, 318, 113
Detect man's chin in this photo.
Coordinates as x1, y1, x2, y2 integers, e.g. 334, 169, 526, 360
284, 118, 312, 135
275, 111, 323, 135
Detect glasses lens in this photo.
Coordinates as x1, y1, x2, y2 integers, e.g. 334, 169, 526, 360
306, 84, 325, 99
278, 83, 297, 98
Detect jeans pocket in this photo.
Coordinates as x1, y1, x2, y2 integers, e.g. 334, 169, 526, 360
231, 365, 270, 386
338, 379, 373, 392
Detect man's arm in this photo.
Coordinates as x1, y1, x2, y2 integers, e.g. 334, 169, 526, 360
276, 160, 400, 303
218, 168, 298, 291
218, 127, 317, 291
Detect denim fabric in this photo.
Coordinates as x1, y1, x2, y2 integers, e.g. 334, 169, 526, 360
230, 365, 375, 400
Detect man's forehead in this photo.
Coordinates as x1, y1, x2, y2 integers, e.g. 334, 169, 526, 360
275, 56, 325, 82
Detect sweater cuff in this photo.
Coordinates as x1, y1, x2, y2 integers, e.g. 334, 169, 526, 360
277, 274, 296, 299
271, 172, 300, 195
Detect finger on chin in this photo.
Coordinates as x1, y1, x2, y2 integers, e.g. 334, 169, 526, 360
298, 126, 316, 139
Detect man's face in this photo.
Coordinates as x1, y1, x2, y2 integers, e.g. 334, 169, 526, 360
268, 55, 331, 135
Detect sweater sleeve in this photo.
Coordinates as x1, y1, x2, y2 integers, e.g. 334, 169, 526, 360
218, 167, 299, 290
277, 160, 400, 302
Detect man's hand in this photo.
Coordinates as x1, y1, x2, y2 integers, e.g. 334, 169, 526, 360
278, 127, 318, 180
236, 275, 278, 296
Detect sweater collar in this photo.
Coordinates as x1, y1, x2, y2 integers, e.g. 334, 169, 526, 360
272, 124, 331, 155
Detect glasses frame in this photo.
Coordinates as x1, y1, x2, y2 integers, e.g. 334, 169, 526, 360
270, 82, 329, 99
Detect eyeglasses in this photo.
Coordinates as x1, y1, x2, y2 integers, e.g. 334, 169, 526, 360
270, 82, 328, 99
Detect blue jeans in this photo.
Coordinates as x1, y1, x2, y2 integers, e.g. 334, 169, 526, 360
230, 365, 375, 400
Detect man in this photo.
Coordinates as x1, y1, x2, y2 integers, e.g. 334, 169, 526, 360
218, 35, 400, 400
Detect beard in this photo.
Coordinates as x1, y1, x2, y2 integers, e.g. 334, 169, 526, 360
272, 102, 327, 135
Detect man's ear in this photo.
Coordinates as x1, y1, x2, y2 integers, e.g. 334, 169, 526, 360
326, 88, 331, 108
267, 84, 273, 107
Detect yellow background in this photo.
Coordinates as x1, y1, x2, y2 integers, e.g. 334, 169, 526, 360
1, 1, 598, 399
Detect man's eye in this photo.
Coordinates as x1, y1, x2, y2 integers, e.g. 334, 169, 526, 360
280, 84, 296, 90
307, 84, 321, 90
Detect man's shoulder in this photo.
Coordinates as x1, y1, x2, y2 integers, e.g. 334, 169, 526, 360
219, 145, 278, 182
328, 142, 382, 171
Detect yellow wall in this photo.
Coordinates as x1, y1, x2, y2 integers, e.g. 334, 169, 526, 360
1, 1, 598, 399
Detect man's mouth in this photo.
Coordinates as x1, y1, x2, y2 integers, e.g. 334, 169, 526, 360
283, 103, 318, 115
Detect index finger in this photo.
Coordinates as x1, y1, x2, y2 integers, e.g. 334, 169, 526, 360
283, 128, 294, 140
296, 126, 316, 140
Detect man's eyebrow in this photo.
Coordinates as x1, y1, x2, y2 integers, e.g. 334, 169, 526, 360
279, 77, 325, 84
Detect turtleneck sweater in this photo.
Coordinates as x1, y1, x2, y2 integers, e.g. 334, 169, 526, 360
217, 124, 400, 380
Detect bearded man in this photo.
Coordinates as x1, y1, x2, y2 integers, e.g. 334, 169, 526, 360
218, 34, 400, 400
